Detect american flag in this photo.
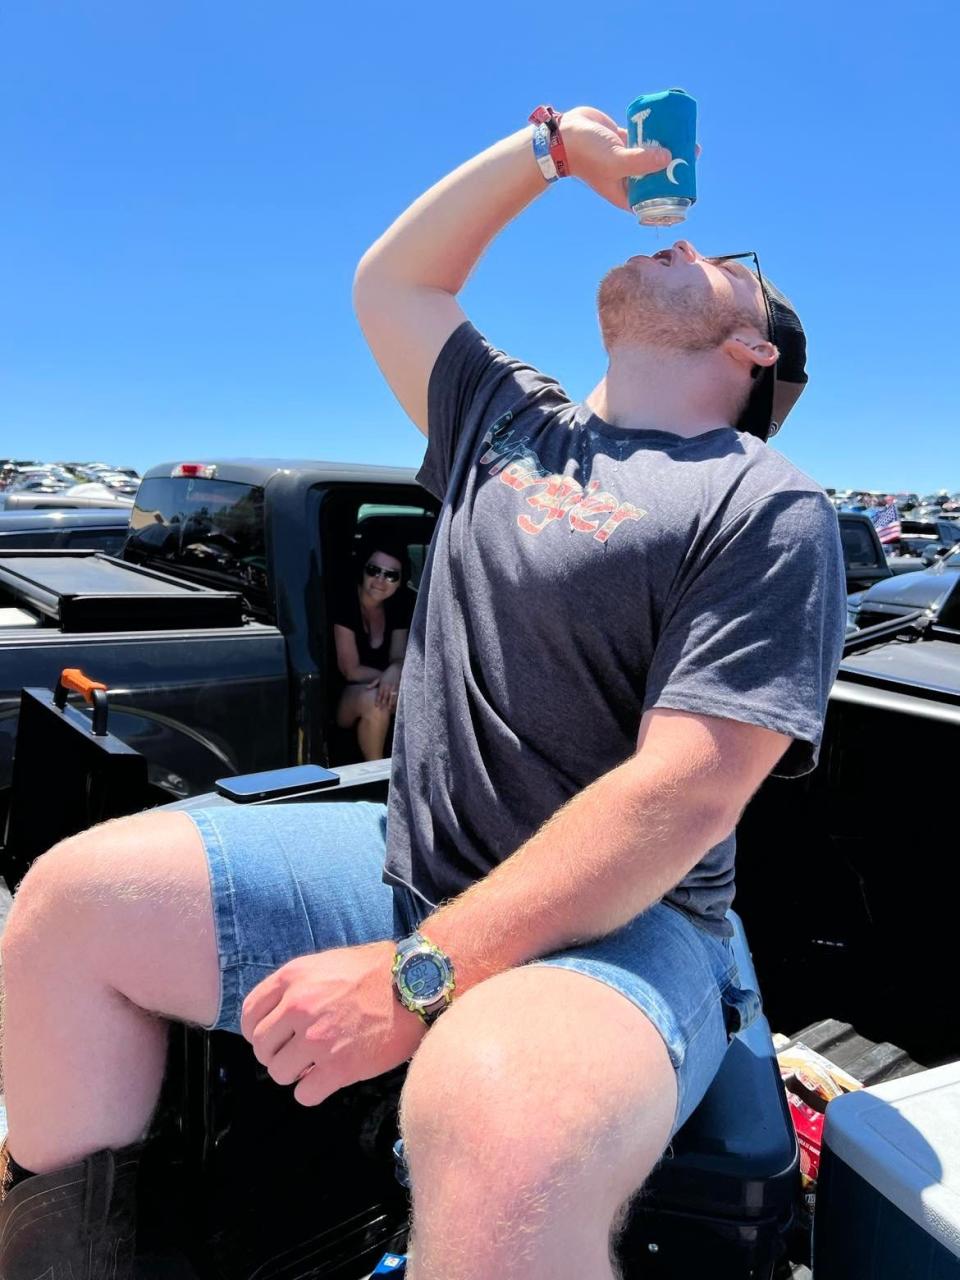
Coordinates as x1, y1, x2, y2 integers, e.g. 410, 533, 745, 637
870, 502, 902, 545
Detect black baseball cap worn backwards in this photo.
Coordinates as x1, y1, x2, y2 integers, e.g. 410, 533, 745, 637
734, 277, 808, 442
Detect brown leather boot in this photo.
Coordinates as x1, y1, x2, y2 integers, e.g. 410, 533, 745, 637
0, 1137, 142, 1280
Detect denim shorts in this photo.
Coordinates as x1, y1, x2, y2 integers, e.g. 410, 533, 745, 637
189, 800, 759, 1135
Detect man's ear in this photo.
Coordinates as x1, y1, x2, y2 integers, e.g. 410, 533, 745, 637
722, 329, 779, 373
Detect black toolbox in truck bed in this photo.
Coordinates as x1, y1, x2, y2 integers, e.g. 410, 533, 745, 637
0, 550, 244, 631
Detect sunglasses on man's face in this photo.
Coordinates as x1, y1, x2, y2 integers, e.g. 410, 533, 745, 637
708, 251, 782, 437
706, 251, 773, 344
365, 563, 401, 583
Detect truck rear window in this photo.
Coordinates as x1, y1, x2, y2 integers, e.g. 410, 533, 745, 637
841, 522, 881, 569
125, 477, 269, 615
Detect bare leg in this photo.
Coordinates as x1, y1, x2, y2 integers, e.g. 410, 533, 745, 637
401, 966, 677, 1280
337, 683, 393, 761
0, 811, 219, 1172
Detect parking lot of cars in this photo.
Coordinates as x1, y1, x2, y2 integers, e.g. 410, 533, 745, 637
0, 458, 139, 508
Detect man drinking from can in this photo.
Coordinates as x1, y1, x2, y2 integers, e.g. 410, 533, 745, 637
0, 102, 844, 1280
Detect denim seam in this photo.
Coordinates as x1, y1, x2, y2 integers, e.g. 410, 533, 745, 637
672, 987, 723, 1130
187, 809, 241, 1032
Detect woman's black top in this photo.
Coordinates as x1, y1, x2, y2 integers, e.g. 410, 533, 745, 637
333, 584, 414, 674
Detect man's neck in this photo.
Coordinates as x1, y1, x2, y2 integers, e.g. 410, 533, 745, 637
585, 347, 737, 438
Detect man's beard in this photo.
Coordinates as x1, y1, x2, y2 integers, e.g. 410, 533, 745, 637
597, 265, 757, 353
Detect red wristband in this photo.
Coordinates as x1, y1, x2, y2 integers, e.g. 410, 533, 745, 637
528, 105, 571, 178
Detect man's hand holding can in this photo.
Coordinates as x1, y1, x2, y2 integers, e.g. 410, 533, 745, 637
551, 106, 672, 211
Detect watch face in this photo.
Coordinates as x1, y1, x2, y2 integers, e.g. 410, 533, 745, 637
402, 953, 446, 1002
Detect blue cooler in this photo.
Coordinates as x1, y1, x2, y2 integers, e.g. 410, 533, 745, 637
615, 911, 800, 1277
814, 1061, 960, 1277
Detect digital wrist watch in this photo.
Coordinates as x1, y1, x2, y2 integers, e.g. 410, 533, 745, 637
391, 931, 456, 1025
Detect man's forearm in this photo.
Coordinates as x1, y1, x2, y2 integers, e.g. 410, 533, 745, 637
421, 753, 734, 991
355, 126, 546, 297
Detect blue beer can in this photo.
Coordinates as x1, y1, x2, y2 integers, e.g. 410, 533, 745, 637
626, 88, 698, 226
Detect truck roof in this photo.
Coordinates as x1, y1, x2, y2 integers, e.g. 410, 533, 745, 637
144, 459, 421, 487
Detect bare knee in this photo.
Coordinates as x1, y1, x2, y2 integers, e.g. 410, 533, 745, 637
400, 967, 676, 1209
404, 983, 606, 1195
3, 829, 97, 963
3, 810, 219, 1026
2, 811, 206, 967
360, 696, 391, 724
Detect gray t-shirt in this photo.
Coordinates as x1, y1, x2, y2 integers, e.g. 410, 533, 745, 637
384, 322, 845, 935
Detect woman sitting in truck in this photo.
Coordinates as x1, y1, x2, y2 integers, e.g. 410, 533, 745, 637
333, 539, 413, 760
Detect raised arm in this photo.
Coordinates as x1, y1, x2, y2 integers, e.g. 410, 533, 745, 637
353, 109, 671, 433
353, 128, 542, 434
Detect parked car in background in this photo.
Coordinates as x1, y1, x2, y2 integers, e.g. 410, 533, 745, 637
919, 492, 951, 510
848, 543, 960, 629
96, 471, 140, 496
0, 507, 130, 553
838, 510, 924, 593
0, 485, 134, 511
75, 462, 139, 484
898, 516, 960, 559
894, 492, 920, 512
4, 468, 70, 496
921, 519, 960, 564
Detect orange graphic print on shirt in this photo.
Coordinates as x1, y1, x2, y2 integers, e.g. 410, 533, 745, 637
478, 412, 646, 544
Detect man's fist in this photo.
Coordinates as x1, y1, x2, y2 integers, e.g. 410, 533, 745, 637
240, 940, 425, 1106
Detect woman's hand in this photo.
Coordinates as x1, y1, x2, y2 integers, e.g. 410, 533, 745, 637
375, 663, 401, 711
560, 106, 671, 211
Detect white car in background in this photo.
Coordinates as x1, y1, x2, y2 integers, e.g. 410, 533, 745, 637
97, 472, 140, 496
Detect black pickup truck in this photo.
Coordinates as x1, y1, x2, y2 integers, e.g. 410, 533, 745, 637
0, 459, 440, 822
0, 506, 129, 554
2, 605, 958, 1279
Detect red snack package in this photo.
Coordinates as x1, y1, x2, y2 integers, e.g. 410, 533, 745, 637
787, 1090, 826, 1187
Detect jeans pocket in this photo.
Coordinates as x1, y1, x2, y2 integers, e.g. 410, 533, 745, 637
720, 980, 762, 1041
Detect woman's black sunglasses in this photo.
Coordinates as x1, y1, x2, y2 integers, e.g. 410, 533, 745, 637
365, 562, 400, 583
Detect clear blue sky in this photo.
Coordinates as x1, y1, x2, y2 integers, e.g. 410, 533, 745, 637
2, 1, 957, 494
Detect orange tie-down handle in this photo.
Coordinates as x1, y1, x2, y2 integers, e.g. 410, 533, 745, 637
59, 668, 109, 703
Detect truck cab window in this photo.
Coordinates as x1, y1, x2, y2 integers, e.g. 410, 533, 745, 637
126, 477, 269, 616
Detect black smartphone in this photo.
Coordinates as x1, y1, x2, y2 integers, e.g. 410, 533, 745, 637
215, 763, 341, 803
